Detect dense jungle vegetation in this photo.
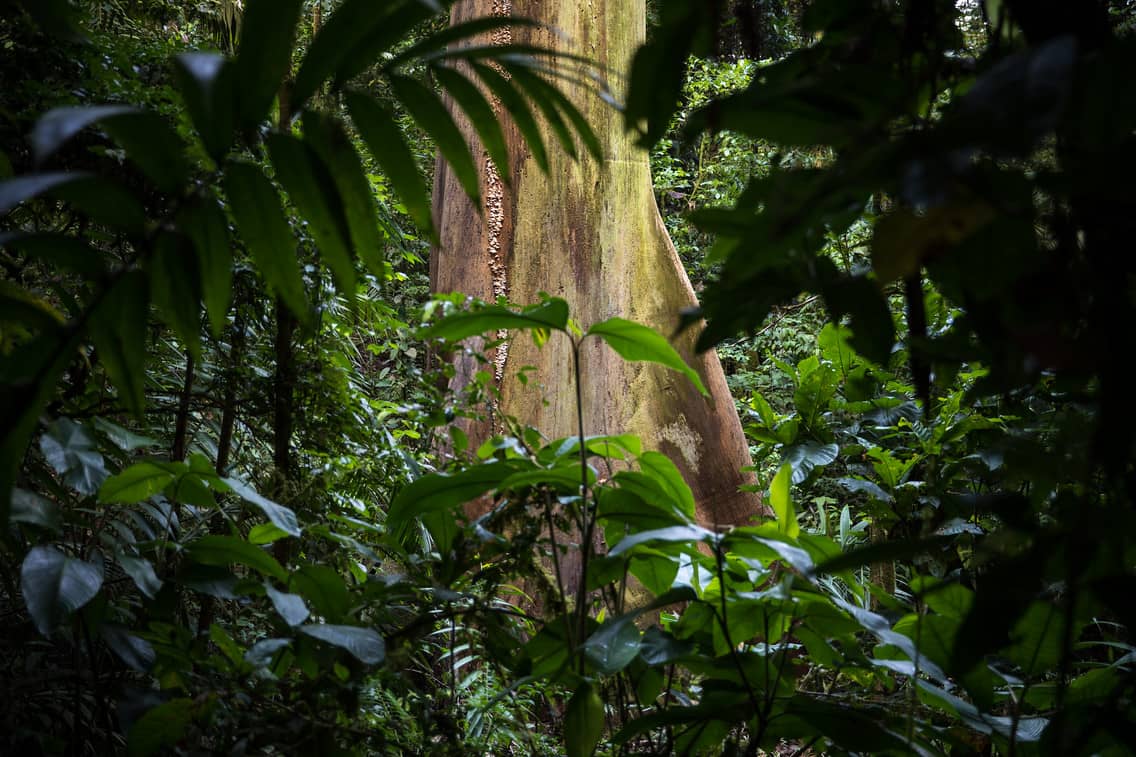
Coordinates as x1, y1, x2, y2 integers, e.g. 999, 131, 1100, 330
2, 0, 1135, 754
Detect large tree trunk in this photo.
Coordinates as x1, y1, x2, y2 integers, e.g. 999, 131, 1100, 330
431, 0, 762, 530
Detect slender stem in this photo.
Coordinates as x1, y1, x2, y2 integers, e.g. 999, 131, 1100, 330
571, 338, 593, 673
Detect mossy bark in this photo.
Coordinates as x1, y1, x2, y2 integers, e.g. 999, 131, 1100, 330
431, 0, 763, 531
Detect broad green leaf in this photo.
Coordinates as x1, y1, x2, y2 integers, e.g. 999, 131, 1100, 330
298, 623, 385, 664
586, 317, 707, 396
638, 451, 696, 520
179, 198, 231, 337
473, 62, 549, 173
88, 271, 148, 417
0, 172, 88, 216
346, 92, 435, 237
223, 161, 308, 319
32, 106, 189, 192
266, 132, 356, 295
770, 462, 799, 539
388, 74, 480, 205
10, 488, 62, 531
290, 564, 350, 622
127, 699, 194, 757
564, 682, 604, 757
39, 417, 107, 496
498, 464, 594, 493
116, 552, 162, 599
101, 624, 156, 672
420, 297, 569, 342
629, 551, 679, 595
385, 461, 518, 540
301, 111, 386, 277
99, 461, 180, 504
223, 476, 301, 537
266, 584, 310, 627
433, 66, 511, 183
639, 626, 694, 666
234, 0, 304, 127
583, 618, 642, 673
186, 535, 288, 582
149, 233, 202, 360
245, 637, 292, 668
20, 546, 104, 636
93, 417, 158, 452
30, 105, 133, 162
609, 524, 715, 557
173, 53, 236, 159
248, 522, 290, 545
782, 441, 838, 485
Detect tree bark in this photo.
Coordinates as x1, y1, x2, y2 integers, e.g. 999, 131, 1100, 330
431, 0, 763, 530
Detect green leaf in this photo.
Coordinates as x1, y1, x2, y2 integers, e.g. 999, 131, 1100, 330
346, 92, 435, 237
637, 451, 696, 520
248, 522, 290, 545
301, 111, 386, 277
223, 161, 308, 319
290, 565, 350, 622
149, 233, 202, 360
473, 62, 549, 173
298, 623, 385, 664
99, 462, 180, 504
101, 624, 156, 672
10, 488, 62, 531
127, 699, 194, 757
433, 66, 511, 183
245, 638, 292, 668
93, 417, 158, 452
235, 0, 304, 127
0, 172, 146, 228
32, 106, 189, 192
39, 417, 107, 496
420, 297, 569, 342
564, 682, 604, 757
386, 16, 539, 69
266, 584, 310, 627
586, 317, 708, 396
770, 462, 799, 539
782, 441, 839, 485
388, 74, 480, 205
173, 53, 236, 160
179, 198, 231, 337
20, 546, 103, 636
89, 270, 149, 417
223, 476, 301, 538
266, 132, 356, 295
609, 525, 715, 557
116, 552, 162, 599
187, 535, 288, 582
583, 618, 642, 674
386, 461, 517, 541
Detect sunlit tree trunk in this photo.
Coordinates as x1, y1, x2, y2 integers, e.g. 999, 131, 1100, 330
431, 0, 763, 532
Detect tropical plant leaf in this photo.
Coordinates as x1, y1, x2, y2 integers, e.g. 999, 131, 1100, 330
20, 546, 104, 636
223, 476, 301, 537
420, 297, 570, 341
298, 624, 385, 664
388, 74, 480, 205
234, 0, 304, 127
223, 161, 308, 319
186, 535, 288, 582
266, 132, 356, 295
346, 92, 435, 237
586, 317, 708, 396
